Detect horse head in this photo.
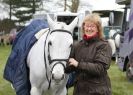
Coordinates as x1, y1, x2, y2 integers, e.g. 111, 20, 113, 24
46, 15, 78, 81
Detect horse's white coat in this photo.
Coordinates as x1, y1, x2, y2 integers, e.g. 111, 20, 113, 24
107, 39, 116, 55
109, 29, 121, 48
27, 15, 78, 95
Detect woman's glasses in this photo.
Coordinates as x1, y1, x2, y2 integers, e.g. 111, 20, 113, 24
84, 24, 97, 29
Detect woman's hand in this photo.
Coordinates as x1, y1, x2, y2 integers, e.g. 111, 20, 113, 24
68, 58, 79, 67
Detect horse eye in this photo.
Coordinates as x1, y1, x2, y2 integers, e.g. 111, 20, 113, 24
48, 41, 52, 45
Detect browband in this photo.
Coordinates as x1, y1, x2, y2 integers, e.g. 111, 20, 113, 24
50, 29, 72, 35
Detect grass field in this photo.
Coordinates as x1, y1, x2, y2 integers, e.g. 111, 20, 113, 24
0, 45, 15, 95
0, 45, 133, 95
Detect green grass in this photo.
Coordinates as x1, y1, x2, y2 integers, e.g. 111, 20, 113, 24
0, 45, 133, 95
0, 45, 15, 95
108, 62, 133, 95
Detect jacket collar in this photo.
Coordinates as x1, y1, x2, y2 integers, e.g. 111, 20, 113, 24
82, 37, 100, 46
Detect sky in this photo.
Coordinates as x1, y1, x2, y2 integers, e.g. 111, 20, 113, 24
80, 0, 124, 11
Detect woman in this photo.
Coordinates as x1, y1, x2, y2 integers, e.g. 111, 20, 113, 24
65, 13, 112, 95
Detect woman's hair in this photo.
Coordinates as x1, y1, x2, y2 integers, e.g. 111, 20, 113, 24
82, 13, 104, 39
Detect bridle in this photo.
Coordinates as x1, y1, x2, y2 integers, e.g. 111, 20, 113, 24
44, 29, 72, 89
48, 29, 72, 64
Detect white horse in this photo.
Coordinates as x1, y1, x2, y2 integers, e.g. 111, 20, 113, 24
27, 15, 78, 95
108, 29, 122, 63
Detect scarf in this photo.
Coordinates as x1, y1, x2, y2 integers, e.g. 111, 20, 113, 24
83, 32, 98, 41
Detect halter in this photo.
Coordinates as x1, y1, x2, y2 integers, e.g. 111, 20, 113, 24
43, 29, 72, 89
110, 32, 120, 40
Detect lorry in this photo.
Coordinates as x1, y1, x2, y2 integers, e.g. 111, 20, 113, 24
115, 0, 133, 82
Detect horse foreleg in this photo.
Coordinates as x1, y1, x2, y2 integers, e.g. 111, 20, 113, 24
29, 71, 44, 95
31, 86, 42, 95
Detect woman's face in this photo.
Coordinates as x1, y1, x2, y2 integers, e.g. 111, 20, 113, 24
83, 21, 98, 36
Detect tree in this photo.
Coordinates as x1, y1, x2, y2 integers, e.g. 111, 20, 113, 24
42, 0, 79, 13
0, 19, 16, 34
64, 0, 79, 12
3, 0, 42, 24
64, 0, 67, 11
70, 0, 79, 12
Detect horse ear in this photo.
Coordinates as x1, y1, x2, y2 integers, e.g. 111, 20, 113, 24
47, 15, 55, 29
68, 17, 78, 32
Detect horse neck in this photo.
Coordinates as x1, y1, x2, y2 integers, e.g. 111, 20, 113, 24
35, 29, 50, 65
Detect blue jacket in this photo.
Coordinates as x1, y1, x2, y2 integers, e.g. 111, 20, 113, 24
3, 19, 48, 95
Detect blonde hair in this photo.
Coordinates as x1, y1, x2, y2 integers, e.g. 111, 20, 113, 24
82, 13, 104, 39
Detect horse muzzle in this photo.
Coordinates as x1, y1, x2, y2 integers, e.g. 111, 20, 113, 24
51, 61, 66, 81
52, 73, 65, 81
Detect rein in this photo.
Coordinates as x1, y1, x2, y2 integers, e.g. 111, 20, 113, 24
43, 29, 72, 89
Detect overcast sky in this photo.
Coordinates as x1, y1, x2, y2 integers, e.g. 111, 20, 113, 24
81, 0, 124, 10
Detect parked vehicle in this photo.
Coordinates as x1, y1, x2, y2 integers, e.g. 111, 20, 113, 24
115, 0, 133, 82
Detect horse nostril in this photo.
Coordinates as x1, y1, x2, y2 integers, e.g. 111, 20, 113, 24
52, 73, 65, 80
